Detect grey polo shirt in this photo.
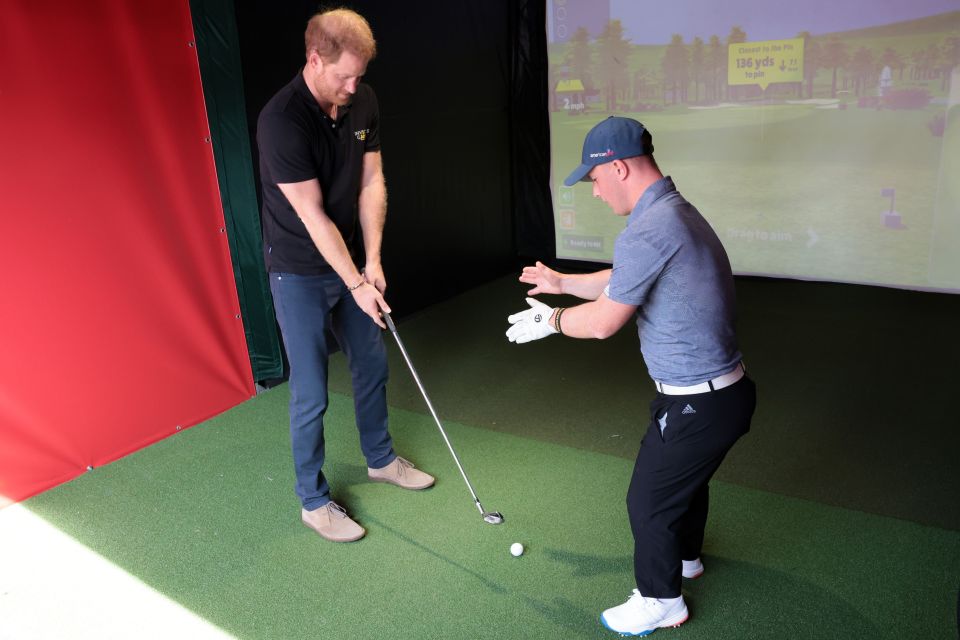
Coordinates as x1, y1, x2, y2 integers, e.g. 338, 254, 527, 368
606, 176, 741, 386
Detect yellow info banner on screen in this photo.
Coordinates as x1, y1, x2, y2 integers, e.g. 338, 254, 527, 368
728, 38, 804, 90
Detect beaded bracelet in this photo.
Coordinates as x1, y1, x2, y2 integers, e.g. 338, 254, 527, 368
554, 307, 566, 335
347, 277, 365, 291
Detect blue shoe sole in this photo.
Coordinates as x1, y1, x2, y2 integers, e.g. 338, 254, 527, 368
600, 614, 657, 637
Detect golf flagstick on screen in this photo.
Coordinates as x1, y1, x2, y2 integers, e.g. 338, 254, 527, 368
547, 0, 960, 293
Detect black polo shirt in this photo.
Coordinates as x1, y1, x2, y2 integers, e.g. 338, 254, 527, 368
256, 71, 381, 274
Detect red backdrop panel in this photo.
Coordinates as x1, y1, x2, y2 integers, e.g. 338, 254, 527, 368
0, 1, 255, 505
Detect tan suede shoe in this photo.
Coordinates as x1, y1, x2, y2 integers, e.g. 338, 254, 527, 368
301, 502, 365, 542
368, 456, 435, 490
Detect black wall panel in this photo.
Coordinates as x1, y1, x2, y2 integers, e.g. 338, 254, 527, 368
234, 1, 546, 317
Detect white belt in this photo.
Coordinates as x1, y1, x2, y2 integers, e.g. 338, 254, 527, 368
655, 362, 745, 396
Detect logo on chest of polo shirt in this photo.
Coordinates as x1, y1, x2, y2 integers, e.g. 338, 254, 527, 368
354, 128, 370, 141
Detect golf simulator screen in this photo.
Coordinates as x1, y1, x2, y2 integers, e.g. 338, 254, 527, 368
547, 0, 960, 292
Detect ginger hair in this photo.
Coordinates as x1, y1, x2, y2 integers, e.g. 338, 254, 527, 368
305, 8, 376, 63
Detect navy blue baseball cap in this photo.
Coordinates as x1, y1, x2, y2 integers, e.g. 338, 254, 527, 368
563, 117, 654, 186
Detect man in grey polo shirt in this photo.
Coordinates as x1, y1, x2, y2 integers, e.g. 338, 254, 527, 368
506, 116, 756, 636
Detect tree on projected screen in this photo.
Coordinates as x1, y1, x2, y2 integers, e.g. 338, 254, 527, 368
690, 37, 706, 102
597, 20, 631, 111
569, 27, 593, 89
822, 38, 850, 98
726, 26, 747, 100
939, 36, 960, 91
632, 66, 659, 104
708, 35, 725, 102
663, 34, 690, 105
798, 31, 822, 98
849, 46, 877, 96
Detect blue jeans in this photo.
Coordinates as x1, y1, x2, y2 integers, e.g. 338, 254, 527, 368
269, 272, 396, 510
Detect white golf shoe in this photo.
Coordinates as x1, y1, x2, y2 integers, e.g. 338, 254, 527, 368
681, 557, 704, 579
600, 590, 688, 636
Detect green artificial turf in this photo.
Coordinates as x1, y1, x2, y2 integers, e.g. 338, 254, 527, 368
17, 274, 960, 638
23, 381, 960, 639
329, 275, 960, 531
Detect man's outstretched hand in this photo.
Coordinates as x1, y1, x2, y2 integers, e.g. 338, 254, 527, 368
506, 297, 557, 344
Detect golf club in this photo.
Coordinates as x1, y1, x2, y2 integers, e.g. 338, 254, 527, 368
382, 311, 504, 525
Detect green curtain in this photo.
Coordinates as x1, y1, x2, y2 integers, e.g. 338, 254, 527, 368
190, 0, 283, 382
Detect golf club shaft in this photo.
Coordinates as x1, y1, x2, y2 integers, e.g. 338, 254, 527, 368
382, 312, 486, 515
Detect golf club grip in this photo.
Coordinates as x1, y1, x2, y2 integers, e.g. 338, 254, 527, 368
382, 310, 397, 333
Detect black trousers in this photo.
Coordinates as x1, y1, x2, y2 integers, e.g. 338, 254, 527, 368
627, 375, 756, 598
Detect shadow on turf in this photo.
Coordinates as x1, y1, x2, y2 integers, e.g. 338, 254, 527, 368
545, 548, 631, 577
331, 495, 610, 635
326, 461, 373, 487
518, 592, 607, 636
362, 516, 612, 636
682, 556, 883, 638
360, 514, 508, 595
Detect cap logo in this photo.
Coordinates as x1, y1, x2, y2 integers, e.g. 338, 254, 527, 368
589, 149, 615, 159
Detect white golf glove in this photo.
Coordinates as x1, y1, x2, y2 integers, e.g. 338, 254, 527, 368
506, 297, 558, 344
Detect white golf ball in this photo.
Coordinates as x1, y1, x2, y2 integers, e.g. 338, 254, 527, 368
510, 542, 524, 557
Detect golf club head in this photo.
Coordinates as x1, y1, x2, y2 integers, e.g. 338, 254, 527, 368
483, 511, 504, 525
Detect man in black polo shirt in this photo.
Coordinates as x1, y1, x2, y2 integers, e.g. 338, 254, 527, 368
257, 8, 434, 543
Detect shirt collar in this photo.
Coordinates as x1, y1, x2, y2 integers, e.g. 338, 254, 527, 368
293, 71, 353, 120
628, 176, 675, 225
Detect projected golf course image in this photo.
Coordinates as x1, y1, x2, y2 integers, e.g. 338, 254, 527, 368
548, 5, 960, 291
